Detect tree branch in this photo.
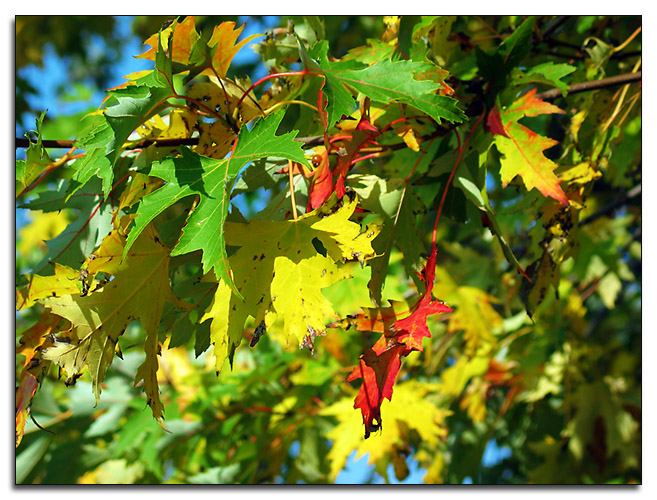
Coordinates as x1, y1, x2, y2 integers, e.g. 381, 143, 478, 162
15, 124, 455, 154
579, 183, 641, 226
535, 71, 641, 100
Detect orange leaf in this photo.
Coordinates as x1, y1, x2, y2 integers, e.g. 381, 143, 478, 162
203, 22, 263, 77
506, 88, 565, 119
494, 88, 568, 205
137, 16, 199, 65
495, 121, 568, 205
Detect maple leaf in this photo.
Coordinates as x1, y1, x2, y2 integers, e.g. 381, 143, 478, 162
137, 16, 199, 65
203, 22, 263, 78
125, 111, 309, 294
347, 251, 451, 438
16, 262, 82, 310
201, 194, 380, 372
139, 17, 263, 78
511, 62, 576, 97
16, 313, 61, 447
492, 89, 568, 205
68, 34, 175, 201
347, 340, 404, 438
307, 41, 465, 130
321, 381, 451, 480
40, 224, 184, 426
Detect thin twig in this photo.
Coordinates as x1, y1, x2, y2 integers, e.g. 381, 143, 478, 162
579, 184, 641, 226
535, 71, 641, 100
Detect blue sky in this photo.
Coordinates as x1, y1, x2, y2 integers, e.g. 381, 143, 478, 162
15, 15, 514, 484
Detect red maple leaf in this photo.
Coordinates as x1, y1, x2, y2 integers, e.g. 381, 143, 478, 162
347, 337, 404, 438
486, 105, 510, 138
308, 103, 381, 209
347, 251, 451, 438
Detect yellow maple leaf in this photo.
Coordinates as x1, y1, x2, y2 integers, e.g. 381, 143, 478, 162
321, 381, 451, 482
433, 266, 502, 352
41, 224, 185, 426
201, 194, 380, 372
16, 262, 81, 310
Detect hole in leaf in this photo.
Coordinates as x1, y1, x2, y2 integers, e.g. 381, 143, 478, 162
311, 237, 326, 257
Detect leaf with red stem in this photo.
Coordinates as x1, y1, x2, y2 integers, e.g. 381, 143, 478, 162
348, 251, 451, 438
308, 106, 381, 209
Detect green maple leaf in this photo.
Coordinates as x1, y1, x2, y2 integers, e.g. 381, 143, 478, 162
68, 35, 175, 200
201, 194, 380, 372
511, 62, 576, 96
309, 41, 466, 130
125, 111, 309, 293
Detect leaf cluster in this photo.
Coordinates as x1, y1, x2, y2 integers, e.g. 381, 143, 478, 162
16, 15, 641, 485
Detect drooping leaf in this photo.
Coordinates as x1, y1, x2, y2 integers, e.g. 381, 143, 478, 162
455, 175, 527, 278
348, 251, 451, 438
40, 224, 183, 425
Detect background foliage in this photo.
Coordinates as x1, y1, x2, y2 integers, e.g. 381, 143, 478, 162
15, 15, 641, 484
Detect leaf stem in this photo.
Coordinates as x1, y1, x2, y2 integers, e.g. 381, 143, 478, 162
264, 99, 318, 116
234, 70, 309, 111
17, 146, 79, 198
431, 112, 484, 257
288, 160, 299, 221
